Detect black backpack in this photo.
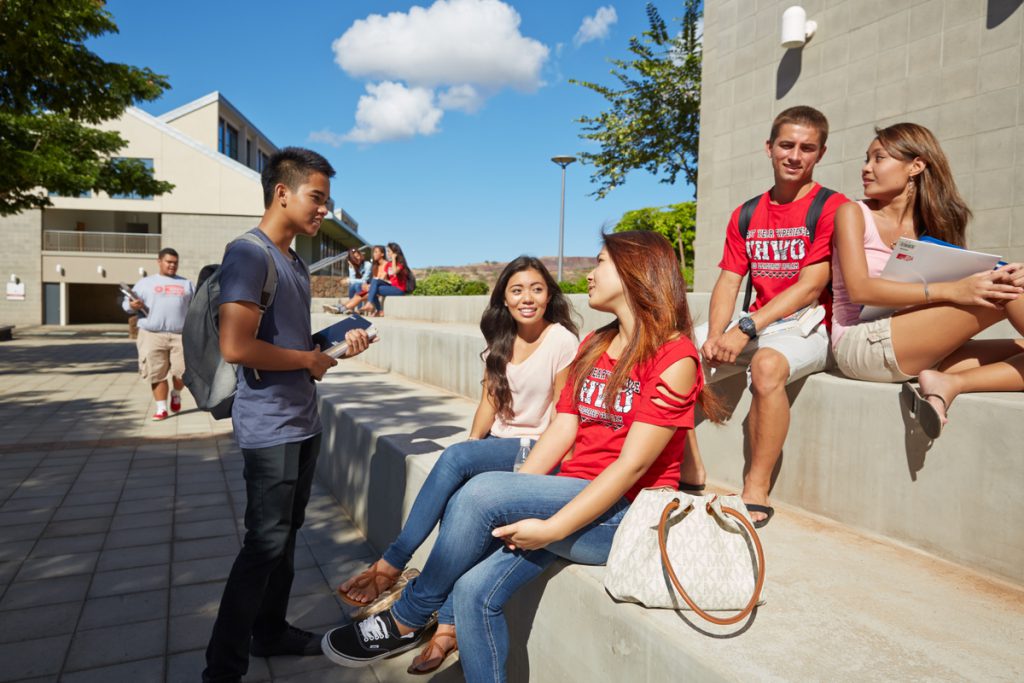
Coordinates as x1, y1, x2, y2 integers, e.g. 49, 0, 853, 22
737, 187, 836, 312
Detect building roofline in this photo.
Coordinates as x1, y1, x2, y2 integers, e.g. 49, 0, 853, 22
126, 106, 262, 182
157, 91, 278, 151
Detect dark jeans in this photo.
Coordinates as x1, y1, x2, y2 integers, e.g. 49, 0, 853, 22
203, 434, 321, 682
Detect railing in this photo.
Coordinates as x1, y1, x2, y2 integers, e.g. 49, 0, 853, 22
43, 230, 161, 254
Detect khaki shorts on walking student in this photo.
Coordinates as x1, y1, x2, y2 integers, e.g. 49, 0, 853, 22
693, 319, 830, 385
137, 329, 185, 383
833, 316, 914, 383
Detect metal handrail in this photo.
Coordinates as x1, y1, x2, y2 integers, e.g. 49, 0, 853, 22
43, 230, 161, 254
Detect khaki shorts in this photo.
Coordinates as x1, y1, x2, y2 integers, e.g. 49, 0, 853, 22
137, 329, 185, 383
833, 317, 914, 383
693, 318, 830, 386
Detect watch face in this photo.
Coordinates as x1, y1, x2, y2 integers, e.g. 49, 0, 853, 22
739, 317, 756, 337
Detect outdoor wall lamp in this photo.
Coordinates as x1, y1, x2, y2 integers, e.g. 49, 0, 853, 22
9, 273, 18, 284
55, 264, 64, 276
780, 6, 817, 49
138, 267, 146, 276
97, 265, 106, 277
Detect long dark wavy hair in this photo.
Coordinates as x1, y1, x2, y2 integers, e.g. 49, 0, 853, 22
386, 242, 408, 270
571, 231, 723, 424
480, 256, 580, 421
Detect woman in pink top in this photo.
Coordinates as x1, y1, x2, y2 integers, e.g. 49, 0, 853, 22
832, 123, 1024, 437
337, 256, 579, 673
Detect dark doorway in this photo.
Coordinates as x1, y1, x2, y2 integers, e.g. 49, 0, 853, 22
67, 283, 126, 324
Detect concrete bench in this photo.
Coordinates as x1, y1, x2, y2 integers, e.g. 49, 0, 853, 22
314, 363, 1024, 681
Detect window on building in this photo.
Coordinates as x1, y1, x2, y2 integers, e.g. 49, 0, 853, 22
110, 158, 155, 200
218, 118, 238, 159
48, 190, 92, 198
258, 150, 270, 173
247, 138, 253, 167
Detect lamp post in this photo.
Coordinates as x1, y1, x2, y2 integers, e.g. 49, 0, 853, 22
551, 155, 576, 282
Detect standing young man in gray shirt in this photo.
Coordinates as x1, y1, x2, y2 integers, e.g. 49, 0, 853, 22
203, 148, 371, 683
122, 247, 194, 419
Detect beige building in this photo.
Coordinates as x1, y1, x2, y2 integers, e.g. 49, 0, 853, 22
0, 91, 364, 326
694, 0, 1024, 291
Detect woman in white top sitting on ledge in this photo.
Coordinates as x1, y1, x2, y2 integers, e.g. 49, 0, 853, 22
336, 255, 580, 673
831, 122, 1024, 438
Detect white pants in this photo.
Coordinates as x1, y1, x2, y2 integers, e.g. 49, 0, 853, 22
693, 318, 830, 385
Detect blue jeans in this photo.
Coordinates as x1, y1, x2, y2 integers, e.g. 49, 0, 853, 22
382, 437, 524, 624
347, 280, 365, 300
389, 471, 629, 683
367, 278, 404, 311
203, 434, 320, 682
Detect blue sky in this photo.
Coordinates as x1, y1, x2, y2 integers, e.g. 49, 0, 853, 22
92, 1, 694, 267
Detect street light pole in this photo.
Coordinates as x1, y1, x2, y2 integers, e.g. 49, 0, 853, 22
551, 155, 576, 282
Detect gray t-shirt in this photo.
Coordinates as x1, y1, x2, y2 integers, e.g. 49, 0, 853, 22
218, 228, 320, 449
121, 274, 194, 333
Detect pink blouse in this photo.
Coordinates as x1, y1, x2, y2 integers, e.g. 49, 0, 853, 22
831, 201, 892, 346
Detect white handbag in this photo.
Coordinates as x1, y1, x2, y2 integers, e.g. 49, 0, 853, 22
603, 488, 766, 625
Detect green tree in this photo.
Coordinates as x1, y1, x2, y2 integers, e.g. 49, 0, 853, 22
0, 0, 174, 215
613, 201, 696, 285
571, 1, 702, 199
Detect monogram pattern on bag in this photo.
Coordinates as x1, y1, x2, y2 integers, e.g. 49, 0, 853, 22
604, 489, 767, 611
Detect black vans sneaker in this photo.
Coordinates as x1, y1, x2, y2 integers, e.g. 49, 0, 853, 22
322, 609, 426, 667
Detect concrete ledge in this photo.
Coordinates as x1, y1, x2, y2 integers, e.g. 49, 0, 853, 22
314, 363, 1024, 682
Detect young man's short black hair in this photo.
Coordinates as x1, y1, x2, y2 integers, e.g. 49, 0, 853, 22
261, 147, 336, 208
158, 247, 179, 260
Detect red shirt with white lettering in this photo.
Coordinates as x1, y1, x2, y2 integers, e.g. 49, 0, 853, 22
555, 336, 702, 501
719, 183, 847, 320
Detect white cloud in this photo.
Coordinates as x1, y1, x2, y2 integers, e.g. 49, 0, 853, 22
437, 84, 484, 113
574, 6, 617, 47
342, 81, 443, 144
332, 0, 548, 91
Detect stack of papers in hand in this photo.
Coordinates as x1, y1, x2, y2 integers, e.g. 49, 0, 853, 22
312, 314, 378, 359
859, 238, 1003, 321
119, 282, 149, 315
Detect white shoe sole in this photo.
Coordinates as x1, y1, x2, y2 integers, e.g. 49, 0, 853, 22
321, 631, 423, 668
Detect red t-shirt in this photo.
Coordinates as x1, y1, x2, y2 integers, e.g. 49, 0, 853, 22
555, 336, 702, 501
718, 183, 847, 317
384, 262, 407, 292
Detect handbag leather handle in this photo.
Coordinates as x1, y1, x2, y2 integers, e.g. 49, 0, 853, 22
657, 498, 767, 626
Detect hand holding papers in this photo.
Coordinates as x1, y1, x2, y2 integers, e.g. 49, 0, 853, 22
119, 282, 149, 315
859, 238, 1004, 321
312, 314, 378, 359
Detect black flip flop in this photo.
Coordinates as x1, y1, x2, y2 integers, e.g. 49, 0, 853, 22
901, 382, 946, 440
746, 504, 775, 529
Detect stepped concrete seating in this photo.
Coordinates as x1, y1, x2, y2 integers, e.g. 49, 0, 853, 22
314, 294, 1024, 583
315, 363, 1024, 681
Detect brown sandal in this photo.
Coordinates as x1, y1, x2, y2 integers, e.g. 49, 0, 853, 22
353, 568, 419, 620
336, 563, 401, 607
407, 628, 458, 675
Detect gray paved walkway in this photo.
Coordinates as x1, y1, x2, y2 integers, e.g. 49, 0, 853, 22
0, 329, 448, 682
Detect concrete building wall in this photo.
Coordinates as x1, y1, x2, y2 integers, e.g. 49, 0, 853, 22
164, 100, 219, 151
694, 0, 1024, 291
161, 214, 261, 282
0, 211, 43, 327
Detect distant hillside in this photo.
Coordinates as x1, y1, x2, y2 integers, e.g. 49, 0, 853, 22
414, 256, 594, 288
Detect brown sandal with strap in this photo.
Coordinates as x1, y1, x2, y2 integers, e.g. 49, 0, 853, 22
407, 628, 458, 675
336, 563, 401, 607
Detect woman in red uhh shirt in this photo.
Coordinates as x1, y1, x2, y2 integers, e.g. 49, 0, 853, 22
322, 231, 724, 681
364, 241, 409, 317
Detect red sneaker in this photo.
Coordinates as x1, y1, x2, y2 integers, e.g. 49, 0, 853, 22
152, 409, 169, 421
170, 393, 182, 413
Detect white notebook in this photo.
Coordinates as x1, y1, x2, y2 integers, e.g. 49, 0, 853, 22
859, 238, 1003, 321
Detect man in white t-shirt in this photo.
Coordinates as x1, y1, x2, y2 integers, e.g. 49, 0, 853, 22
122, 248, 194, 419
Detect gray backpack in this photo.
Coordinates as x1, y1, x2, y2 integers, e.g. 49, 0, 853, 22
182, 233, 278, 420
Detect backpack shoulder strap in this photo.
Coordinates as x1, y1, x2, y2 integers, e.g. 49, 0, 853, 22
233, 232, 279, 312
738, 194, 762, 313
805, 187, 836, 243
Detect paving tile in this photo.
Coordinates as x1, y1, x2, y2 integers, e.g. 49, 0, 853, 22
119, 484, 172, 502
29, 532, 106, 558
0, 560, 19, 584
15, 551, 99, 581
0, 600, 81, 644
168, 612, 216, 653
0, 495, 63, 513
0, 539, 33, 563
174, 518, 237, 541
291, 566, 332, 597
170, 581, 224, 616
0, 508, 53, 528
171, 554, 235, 586
96, 542, 171, 572
115, 496, 174, 515
64, 617, 165, 672
173, 535, 240, 562
51, 501, 116, 521
176, 480, 228, 497
175, 491, 232, 511
61, 490, 121, 506
266, 653, 343, 681
60, 656, 165, 683
0, 574, 91, 610
0, 634, 71, 682
109, 509, 173, 531
0, 522, 46, 542
105, 523, 171, 549
88, 564, 169, 598
42, 516, 110, 537
78, 589, 168, 630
